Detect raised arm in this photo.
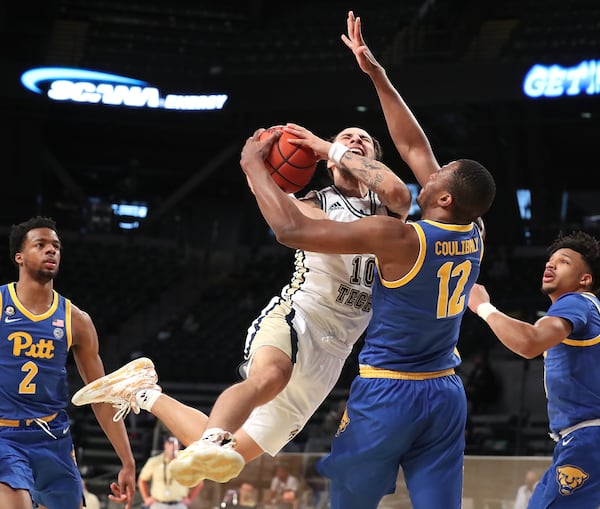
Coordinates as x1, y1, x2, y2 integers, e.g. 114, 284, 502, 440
342, 11, 440, 186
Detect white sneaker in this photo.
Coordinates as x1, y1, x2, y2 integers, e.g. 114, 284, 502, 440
71, 357, 161, 421
168, 439, 245, 485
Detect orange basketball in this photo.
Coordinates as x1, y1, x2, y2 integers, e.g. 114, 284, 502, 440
259, 126, 318, 193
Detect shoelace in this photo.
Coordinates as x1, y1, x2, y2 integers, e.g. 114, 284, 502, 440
33, 418, 57, 439
112, 401, 133, 422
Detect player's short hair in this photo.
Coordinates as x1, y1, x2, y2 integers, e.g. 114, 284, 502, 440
549, 231, 600, 293
448, 159, 496, 222
9, 216, 58, 266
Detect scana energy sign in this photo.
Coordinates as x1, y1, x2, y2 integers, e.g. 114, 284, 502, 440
523, 60, 600, 98
21, 67, 228, 111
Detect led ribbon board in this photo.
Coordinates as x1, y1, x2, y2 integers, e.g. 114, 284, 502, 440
21, 67, 228, 111
523, 60, 600, 98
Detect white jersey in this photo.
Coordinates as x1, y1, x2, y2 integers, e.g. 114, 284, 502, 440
280, 185, 387, 348
242, 184, 389, 455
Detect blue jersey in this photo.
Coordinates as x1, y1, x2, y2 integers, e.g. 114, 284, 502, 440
0, 282, 73, 419
544, 291, 600, 432
359, 219, 483, 372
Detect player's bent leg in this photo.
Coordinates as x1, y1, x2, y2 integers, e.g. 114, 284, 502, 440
232, 428, 265, 464
150, 394, 209, 447
203, 346, 292, 438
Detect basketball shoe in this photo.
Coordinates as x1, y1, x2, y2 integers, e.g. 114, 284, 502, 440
168, 431, 245, 485
71, 357, 161, 422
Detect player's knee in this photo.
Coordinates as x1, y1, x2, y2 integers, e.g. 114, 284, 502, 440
247, 363, 291, 398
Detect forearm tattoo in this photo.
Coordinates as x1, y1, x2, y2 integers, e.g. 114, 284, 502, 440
341, 151, 386, 192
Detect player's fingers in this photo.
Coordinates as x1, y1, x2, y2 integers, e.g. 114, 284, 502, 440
346, 11, 354, 38
107, 493, 127, 503
356, 16, 364, 42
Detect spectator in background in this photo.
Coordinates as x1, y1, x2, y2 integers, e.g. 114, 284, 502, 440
138, 436, 203, 509
464, 349, 501, 414
264, 463, 300, 509
513, 468, 542, 509
238, 482, 259, 508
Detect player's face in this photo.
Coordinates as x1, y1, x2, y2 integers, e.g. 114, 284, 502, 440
541, 248, 590, 296
16, 227, 61, 282
334, 128, 376, 160
416, 163, 457, 208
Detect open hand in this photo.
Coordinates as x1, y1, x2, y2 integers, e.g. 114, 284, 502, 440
341, 11, 382, 75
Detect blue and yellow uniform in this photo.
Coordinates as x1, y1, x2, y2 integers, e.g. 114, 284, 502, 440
528, 291, 600, 507
318, 220, 483, 509
0, 282, 82, 509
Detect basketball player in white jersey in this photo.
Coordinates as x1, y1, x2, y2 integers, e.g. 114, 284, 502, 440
72, 124, 413, 485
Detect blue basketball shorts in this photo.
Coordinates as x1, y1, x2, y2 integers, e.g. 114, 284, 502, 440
318, 373, 467, 509
528, 425, 600, 508
0, 413, 83, 509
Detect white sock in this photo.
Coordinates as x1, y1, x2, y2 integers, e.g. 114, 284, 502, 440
201, 427, 233, 445
135, 388, 161, 412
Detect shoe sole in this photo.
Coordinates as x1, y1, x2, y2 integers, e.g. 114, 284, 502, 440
71, 357, 155, 406
169, 446, 245, 485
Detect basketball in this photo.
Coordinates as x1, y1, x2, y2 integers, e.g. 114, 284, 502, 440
259, 126, 318, 193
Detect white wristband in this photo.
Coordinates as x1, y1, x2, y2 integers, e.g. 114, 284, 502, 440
477, 302, 499, 321
328, 142, 350, 166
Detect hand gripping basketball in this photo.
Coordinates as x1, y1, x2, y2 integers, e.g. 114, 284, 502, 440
259, 126, 318, 193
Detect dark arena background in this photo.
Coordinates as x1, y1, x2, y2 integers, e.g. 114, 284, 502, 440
2, 1, 599, 507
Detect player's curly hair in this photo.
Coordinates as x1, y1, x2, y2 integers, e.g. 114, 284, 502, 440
9, 216, 58, 267
549, 231, 600, 293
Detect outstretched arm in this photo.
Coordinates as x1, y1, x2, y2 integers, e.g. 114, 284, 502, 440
342, 11, 440, 186
468, 283, 571, 358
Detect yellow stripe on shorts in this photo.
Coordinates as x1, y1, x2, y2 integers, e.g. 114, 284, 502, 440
359, 365, 455, 380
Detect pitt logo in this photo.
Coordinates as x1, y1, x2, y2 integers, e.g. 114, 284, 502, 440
335, 409, 350, 437
8, 332, 55, 359
556, 464, 589, 495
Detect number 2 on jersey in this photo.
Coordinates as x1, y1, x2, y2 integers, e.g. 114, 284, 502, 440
19, 361, 38, 394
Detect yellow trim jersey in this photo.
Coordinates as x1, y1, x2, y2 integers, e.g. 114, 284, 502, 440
360, 219, 484, 372
0, 282, 73, 418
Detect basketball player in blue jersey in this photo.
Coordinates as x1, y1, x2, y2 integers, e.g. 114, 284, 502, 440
70, 126, 413, 485
0, 217, 136, 509
469, 231, 600, 508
